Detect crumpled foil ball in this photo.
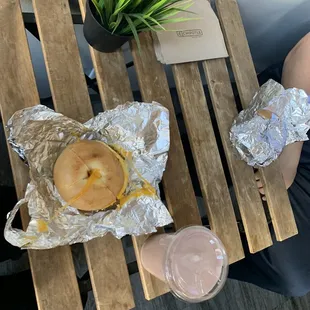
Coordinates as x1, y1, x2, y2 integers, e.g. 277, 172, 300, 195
230, 79, 310, 167
5, 102, 173, 249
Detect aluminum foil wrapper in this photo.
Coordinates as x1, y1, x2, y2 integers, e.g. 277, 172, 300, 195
230, 79, 310, 167
5, 102, 173, 249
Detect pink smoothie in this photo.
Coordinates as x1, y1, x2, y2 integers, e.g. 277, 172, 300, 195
141, 226, 228, 302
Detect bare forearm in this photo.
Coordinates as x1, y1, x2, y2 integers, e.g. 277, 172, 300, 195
279, 33, 310, 188
282, 33, 310, 94
279, 142, 304, 188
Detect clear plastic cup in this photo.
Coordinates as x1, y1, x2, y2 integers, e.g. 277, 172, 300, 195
141, 226, 229, 303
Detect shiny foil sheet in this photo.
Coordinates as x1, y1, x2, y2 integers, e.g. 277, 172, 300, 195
230, 79, 310, 167
5, 102, 173, 249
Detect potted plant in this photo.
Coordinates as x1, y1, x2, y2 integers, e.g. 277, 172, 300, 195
83, 0, 195, 53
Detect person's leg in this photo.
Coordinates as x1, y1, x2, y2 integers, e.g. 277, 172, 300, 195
229, 33, 310, 297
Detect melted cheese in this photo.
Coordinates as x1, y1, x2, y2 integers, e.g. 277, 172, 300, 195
37, 219, 49, 233
112, 145, 157, 206
107, 145, 129, 199
119, 182, 156, 206
64, 169, 102, 208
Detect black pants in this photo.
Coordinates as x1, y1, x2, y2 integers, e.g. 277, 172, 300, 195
229, 167, 310, 297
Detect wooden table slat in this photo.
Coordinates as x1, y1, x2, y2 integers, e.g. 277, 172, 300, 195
130, 32, 204, 297
32, 0, 92, 123
203, 58, 272, 253
84, 234, 135, 310
216, 0, 298, 241
78, 0, 166, 303
0, 1, 83, 310
131, 33, 202, 229
32, 1, 134, 309
172, 62, 244, 263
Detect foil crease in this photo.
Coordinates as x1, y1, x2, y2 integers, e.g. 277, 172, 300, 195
5, 102, 173, 249
230, 80, 310, 167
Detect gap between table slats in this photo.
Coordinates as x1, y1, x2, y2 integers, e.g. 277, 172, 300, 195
0, 1, 83, 310
216, 0, 298, 241
172, 62, 244, 263
32, 0, 134, 309
203, 58, 272, 253
78, 0, 170, 301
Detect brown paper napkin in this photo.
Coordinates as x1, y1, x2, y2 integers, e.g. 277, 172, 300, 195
154, 0, 228, 64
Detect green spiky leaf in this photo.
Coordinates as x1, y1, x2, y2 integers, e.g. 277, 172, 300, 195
111, 13, 124, 33
128, 14, 158, 32
123, 14, 141, 50
90, 0, 197, 51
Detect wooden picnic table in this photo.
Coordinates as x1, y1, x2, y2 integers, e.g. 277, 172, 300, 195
0, 0, 298, 309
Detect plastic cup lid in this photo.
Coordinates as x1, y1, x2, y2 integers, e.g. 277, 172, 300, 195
164, 226, 229, 303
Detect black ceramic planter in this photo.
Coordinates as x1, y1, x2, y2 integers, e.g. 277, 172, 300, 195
83, 0, 131, 53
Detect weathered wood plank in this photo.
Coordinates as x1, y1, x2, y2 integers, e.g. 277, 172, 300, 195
78, 0, 169, 301
32, 0, 92, 123
131, 33, 202, 228
216, 0, 258, 109
32, 1, 134, 309
84, 234, 135, 310
84, 239, 134, 310
172, 62, 244, 263
0, 1, 83, 310
203, 58, 272, 253
216, 0, 298, 241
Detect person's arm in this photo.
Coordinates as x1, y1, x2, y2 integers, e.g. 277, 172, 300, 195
282, 32, 310, 94
278, 142, 304, 188
279, 32, 310, 188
